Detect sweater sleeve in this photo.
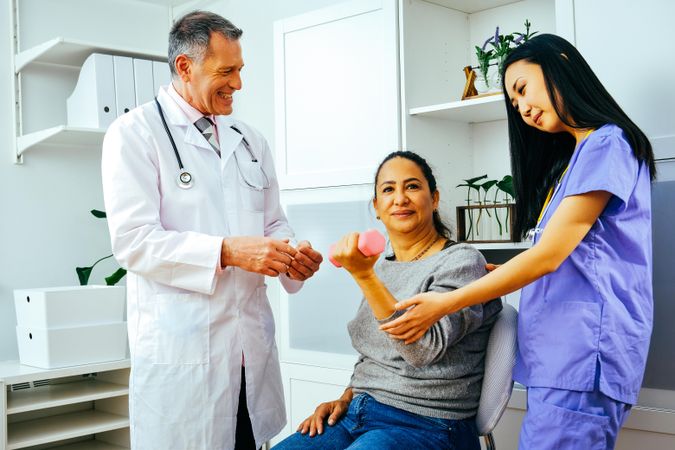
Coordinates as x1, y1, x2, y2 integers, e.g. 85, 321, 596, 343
378, 245, 496, 368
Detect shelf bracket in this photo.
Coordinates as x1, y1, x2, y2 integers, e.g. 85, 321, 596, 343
9, 0, 22, 164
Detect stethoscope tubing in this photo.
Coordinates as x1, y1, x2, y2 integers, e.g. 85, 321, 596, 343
154, 96, 269, 190
155, 97, 185, 170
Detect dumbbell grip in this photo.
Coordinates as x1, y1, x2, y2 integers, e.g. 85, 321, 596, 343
329, 229, 385, 267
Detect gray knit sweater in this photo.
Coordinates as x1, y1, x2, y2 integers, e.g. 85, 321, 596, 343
347, 242, 503, 420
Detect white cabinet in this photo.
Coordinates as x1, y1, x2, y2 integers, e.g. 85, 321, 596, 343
273, 0, 400, 189
272, 0, 561, 442
9, 0, 196, 163
272, 363, 353, 444
0, 359, 131, 449
278, 185, 381, 369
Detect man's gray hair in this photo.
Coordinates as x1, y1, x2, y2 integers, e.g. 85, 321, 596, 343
168, 11, 243, 78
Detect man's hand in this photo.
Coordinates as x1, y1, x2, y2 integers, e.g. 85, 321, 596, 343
221, 237, 297, 277
286, 240, 323, 281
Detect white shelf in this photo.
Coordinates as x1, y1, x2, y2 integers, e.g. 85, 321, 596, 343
409, 94, 507, 123
15, 37, 166, 72
0, 359, 130, 386
471, 241, 531, 250
7, 410, 129, 450
132, 0, 199, 6
7, 380, 128, 415
424, 0, 520, 13
47, 441, 128, 450
17, 126, 106, 157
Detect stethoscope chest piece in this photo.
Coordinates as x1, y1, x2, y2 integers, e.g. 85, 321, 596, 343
177, 171, 193, 189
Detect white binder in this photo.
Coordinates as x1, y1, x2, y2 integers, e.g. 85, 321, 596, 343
66, 53, 117, 129
152, 61, 171, 94
113, 55, 136, 115
133, 58, 155, 105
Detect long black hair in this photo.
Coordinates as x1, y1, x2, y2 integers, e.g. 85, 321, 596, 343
501, 34, 655, 238
373, 151, 452, 239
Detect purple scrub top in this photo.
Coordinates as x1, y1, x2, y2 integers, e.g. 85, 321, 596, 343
513, 124, 653, 405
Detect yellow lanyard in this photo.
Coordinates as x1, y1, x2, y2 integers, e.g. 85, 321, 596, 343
536, 129, 594, 225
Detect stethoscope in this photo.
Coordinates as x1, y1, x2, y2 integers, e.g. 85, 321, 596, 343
154, 97, 270, 190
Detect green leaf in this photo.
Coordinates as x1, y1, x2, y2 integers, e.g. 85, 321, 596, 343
463, 174, 488, 185
480, 179, 498, 192
76, 266, 93, 285
105, 268, 127, 286
497, 175, 515, 197
91, 209, 107, 218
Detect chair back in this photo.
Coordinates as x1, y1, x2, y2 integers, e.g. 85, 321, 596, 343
475, 303, 518, 437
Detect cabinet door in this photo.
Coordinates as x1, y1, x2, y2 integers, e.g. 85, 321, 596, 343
278, 185, 382, 369
274, 0, 400, 189
273, 363, 353, 444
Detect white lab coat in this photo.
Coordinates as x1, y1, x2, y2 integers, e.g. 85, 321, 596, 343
101, 86, 301, 450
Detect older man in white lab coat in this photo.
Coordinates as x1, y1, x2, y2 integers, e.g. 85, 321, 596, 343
101, 11, 322, 450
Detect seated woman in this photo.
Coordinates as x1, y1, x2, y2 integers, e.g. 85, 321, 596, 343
273, 151, 503, 450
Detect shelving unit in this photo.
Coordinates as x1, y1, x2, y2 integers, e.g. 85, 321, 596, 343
8, 0, 199, 163
471, 241, 530, 250
12, 36, 166, 161
1, 359, 131, 449
8, 410, 128, 449
14, 37, 166, 73
409, 94, 506, 123
43, 442, 127, 450
8, 379, 128, 415
17, 126, 106, 158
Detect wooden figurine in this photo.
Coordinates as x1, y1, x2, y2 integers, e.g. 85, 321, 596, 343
461, 65, 478, 100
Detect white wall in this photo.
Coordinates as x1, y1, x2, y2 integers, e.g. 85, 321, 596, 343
0, 0, 167, 362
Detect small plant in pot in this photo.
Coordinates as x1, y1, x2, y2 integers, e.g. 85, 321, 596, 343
76, 209, 126, 286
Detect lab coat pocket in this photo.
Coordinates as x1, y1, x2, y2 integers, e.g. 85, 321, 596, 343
238, 162, 265, 212
153, 293, 209, 364
238, 210, 264, 237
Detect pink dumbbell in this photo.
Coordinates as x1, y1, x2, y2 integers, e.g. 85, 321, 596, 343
329, 229, 386, 267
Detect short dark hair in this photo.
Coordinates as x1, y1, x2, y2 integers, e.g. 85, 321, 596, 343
373, 151, 452, 239
501, 34, 655, 238
168, 11, 243, 78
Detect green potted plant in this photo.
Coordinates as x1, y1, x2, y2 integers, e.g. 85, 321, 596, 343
457, 174, 487, 240
76, 209, 126, 286
472, 20, 537, 95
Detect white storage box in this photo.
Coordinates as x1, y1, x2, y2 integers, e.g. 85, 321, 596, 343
16, 322, 128, 369
14, 285, 125, 328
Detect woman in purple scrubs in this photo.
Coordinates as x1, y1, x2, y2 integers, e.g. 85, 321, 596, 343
380, 34, 656, 449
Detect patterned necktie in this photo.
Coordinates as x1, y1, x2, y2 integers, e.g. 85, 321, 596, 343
194, 117, 220, 156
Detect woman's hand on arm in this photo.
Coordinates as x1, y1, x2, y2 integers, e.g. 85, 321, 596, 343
381, 191, 612, 343
333, 233, 397, 319
297, 388, 353, 437
379, 291, 458, 344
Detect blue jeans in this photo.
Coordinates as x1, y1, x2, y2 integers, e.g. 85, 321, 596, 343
273, 393, 480, 450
